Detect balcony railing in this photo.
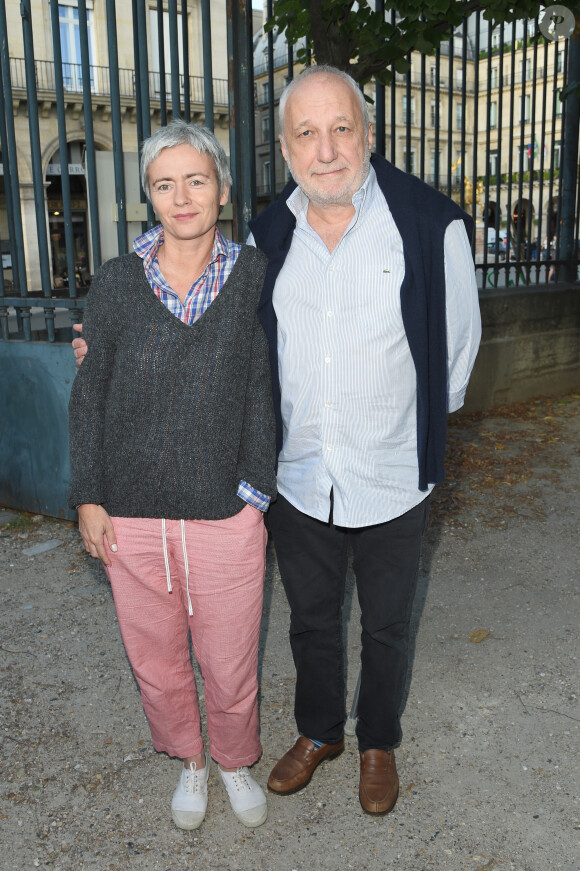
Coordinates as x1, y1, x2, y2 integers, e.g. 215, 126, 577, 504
9, 57, 229, 106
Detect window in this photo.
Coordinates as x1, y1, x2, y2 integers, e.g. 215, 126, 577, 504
59, 3, 95, 90
456, 103, 463, 131
553, 142, 561, 170
522, 94, 531, 122
520, 58, 532, 82
429, 65, 436, 86
402, 95, 415, 126
262, 114, 270, 144
430, 100, 440, 127
489, 150, 498, 178
490, 66, 498, 89
455, 68, 463, 89
557, 50, 564, 74
430, 149, 441, 181
491, 30, 500, 51
489, 101, 498, 129
556, 92, 563, 117
261, 82, 269, 103
262, 161, 271, 193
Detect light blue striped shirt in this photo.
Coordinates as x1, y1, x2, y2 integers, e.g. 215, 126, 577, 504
255, 165, 480, 528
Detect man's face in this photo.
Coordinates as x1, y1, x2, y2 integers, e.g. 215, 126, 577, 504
148, 143, 229, 245
280, 74, 373, 207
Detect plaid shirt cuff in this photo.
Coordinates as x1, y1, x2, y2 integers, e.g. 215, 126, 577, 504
237, 480, 271, 512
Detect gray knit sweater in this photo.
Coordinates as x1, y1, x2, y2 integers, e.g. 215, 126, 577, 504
68, 245, 276, 519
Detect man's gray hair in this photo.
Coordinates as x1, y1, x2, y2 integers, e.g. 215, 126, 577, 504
278, 65, 370, 143
140, 119, 232, 199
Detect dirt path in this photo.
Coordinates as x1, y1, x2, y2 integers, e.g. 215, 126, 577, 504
1, 392, 578, 871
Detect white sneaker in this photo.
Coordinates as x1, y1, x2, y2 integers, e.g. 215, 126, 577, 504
171, 754, 210, 830
219, 767, 268, 828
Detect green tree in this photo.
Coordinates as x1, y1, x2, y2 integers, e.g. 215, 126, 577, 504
266, 0, 580, 86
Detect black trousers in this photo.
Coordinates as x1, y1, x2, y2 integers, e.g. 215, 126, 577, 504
267, 493, 430, 752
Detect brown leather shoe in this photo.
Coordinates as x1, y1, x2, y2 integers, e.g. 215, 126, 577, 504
359, 749, 399, 815
268, 736, 345, 795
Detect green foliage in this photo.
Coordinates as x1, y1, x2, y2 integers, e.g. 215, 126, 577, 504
264, 1, 580, 85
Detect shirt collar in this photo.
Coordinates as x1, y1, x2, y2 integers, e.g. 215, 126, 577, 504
133, 224, 228, 266
286, 163, 377, 225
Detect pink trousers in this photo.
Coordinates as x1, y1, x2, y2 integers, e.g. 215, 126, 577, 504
105, 505, 267, 768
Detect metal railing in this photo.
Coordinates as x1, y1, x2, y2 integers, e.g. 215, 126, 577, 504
10, 56, 229, 106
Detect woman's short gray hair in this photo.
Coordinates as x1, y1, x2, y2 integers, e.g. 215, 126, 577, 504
278, 65, 370, 144
140, 120, 232, 199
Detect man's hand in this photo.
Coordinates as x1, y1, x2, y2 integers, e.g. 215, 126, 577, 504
72, 323, 88, 366
77, 503, 117, 567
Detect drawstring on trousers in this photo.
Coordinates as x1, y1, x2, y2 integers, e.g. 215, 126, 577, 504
161, 519, 194, 616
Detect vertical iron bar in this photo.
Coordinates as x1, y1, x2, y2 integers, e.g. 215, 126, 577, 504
48, 0, 77, 306
226, 0, 254, 239
482, 24, 492, 278
389, 9, 396, 163
525, 20, 539, 282
505, 22, 517, 263
245, 0, 257, 216
132, 0, 145, 149
374, 0, 385, 157
105, 0, 128, 254
405, 62, 411, 173
420, 51, 426, 180
167, 0, 181, 118
536, 36, 549, 283
446, 31, 453, 197
20, 0, 51, 303
560, 34, 580, 281
201, 0, 214, 130
135, 0, 151, 137
287, 39, 294, 82
459, 17, 467, 210
77, 0, 101, 271
181, 0, 190, 120
495, 26, 504, 279
434, 48, 440, 188
266, 0, 276, 201
0, 2, 26, 293
157, 0, 168, 125
470, 13, 480, 235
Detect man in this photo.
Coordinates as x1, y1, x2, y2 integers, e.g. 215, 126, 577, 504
248, 65, 480, 816
74, 65, 481, 817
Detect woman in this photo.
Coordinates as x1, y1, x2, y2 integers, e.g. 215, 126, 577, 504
68, 120, 276, 830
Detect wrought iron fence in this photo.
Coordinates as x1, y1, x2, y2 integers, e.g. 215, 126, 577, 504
1, 1, 578, 345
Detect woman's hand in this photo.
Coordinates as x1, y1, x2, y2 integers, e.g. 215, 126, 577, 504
72, 323, 88, 366
77, 504, 117, 567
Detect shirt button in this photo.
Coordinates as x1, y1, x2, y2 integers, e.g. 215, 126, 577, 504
328, 265, 334, 272
325, 401, 331, 408
325, 356, 331, 363
327, 310, 333, 317
327, 444, 333, 451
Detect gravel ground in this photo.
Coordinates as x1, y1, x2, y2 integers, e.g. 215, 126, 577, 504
1, 392, 578, 871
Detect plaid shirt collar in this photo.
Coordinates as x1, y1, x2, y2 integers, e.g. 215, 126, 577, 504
133, 224, 229, 293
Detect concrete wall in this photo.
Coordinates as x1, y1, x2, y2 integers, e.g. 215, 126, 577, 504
0, 342, 77, 519
1, 284, 578, 519
464, 284, 580, 411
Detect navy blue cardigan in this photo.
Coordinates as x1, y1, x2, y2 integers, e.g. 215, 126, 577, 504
249, 153, 473, 491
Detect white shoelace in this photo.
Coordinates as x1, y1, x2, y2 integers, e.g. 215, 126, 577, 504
183, 763, 206, 795
227, 767, 251, 792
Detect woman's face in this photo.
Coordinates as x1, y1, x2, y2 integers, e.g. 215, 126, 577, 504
147, 143, 229, 246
